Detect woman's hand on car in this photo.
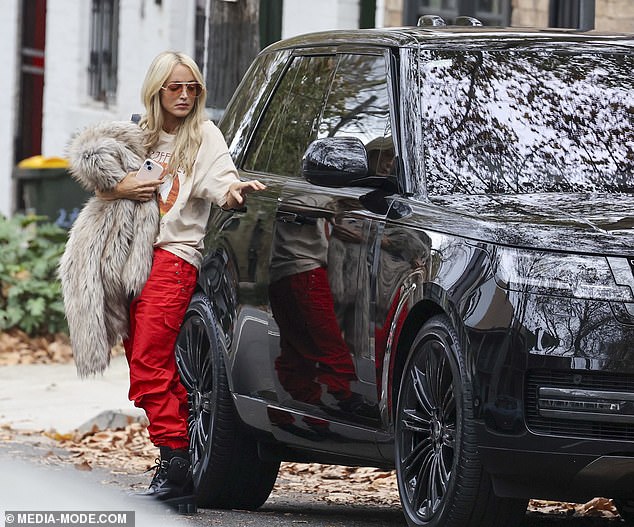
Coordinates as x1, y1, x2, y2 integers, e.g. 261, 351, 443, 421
225, 180, 266, 209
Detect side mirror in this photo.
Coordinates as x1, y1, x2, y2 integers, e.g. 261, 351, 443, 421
301, 137, 368, 188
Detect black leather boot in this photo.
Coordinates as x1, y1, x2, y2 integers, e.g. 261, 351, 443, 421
137, 447, 197, 513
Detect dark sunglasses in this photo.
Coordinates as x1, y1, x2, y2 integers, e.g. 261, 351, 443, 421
161, 82, 203, 97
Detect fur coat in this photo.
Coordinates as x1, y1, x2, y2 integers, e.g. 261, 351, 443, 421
59, 121, 159, 377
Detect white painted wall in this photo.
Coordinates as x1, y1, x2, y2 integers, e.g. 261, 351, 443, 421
42, 0, 196, 158
376, 0, 386, 27
0, 0, 198, 217
0, 0, 20, 217
282, 0, 360, 38
0, 0, 370, 217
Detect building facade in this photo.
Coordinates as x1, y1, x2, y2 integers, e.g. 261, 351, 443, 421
1, 0, 364, 219
1, 0, 633, 218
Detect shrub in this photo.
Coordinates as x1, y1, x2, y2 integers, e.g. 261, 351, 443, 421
0, 214, 68, 335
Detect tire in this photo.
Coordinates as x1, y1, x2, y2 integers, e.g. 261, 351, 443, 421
394, 315, 527, 527
175, 292, 280, 509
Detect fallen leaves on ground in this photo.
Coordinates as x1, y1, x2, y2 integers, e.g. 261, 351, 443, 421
0, 329, 72, 365
528, 498, 620, 519
0, 329, 123, 366
271, 463, 400, 506
0, 329, 624, 519
58, 422, 159, 474
0, 422, 622, 519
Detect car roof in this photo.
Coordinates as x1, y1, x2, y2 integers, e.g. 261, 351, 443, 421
263, 26, 634, 53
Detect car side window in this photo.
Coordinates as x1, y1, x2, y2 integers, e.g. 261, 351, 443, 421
318, 53, 394, 176
220, 50, 290, 159
244, 54, 336, 178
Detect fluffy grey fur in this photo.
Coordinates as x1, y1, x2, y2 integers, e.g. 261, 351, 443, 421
59, 121, 159, 377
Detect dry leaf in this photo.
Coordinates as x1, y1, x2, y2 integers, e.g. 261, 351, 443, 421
43, 430, 75, 441
74, 460, 92, 471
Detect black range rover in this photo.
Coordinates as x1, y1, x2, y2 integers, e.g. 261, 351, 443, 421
175, 20, 634, 527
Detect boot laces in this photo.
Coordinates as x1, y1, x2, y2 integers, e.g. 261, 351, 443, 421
146, 457, 170, 488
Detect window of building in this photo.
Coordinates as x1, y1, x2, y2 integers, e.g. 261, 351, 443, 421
194, 0, 207, 74
88, 0, 119, 103
549, 0, 595, 30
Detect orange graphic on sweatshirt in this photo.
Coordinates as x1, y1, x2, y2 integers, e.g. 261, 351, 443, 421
159, 174, 179, 217
148, 151, 180, 217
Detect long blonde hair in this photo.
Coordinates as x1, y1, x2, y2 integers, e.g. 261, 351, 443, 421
139, 51, 208, 177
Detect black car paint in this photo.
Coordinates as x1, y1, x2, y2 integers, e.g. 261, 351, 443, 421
195, 27, 634, 501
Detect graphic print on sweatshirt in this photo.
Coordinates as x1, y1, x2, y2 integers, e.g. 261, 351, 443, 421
150, 150, 181, 217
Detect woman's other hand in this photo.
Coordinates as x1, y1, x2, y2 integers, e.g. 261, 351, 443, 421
224, 180, 266, 209
96, 171, 162, 202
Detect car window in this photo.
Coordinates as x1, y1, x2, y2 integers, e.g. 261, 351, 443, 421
415, 48, 634, 195
318, 53, 395, 177
243, 54, 336, 178
220, 50, 290, 159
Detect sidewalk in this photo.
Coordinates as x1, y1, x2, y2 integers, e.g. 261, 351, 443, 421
0, 355, 143, 432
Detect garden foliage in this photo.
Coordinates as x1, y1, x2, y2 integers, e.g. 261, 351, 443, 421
0, 214, 68, 335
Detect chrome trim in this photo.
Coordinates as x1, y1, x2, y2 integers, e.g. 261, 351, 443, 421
538, 386, 634, 423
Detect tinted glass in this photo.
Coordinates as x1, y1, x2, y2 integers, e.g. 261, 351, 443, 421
220, 50, 289, 158
319, 54, 390, 143
416, 48, 634, 195
244, 55, 336, 177
319, 53, 394, 177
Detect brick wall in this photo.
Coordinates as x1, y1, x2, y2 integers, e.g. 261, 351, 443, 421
384, 0, 404, 27
511, 0, 550, 27
511, 0, 634, 30
595, 0, 634, 31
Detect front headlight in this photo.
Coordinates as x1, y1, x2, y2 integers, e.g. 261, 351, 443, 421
493, 247, 634, 302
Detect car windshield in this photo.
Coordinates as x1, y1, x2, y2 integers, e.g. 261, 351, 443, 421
415, 45, 634, 195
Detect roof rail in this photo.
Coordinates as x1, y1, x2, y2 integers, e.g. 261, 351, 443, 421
417, 14, 447, 27
454, 15, 483, 26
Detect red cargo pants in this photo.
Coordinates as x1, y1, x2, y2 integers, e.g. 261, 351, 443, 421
269, 267, 357, 405
123, 248, 197, 450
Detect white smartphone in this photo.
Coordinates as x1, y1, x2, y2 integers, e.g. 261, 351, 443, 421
136, 158, 164, 181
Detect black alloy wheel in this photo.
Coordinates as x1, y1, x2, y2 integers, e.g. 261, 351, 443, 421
175, 293, 280, 510
395, 315, 527, 527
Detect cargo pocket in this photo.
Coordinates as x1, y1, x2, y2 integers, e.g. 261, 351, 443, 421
164, 310, 184, 333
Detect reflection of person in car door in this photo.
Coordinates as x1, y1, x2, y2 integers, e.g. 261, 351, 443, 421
375, 228, 432, 390
269, 195, 363, 417
328, 136, 397, 353
365, 135, 396, 177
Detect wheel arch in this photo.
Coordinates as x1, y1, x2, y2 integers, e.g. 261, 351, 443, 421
385, 282, 471, 427
195, 247, 240, 368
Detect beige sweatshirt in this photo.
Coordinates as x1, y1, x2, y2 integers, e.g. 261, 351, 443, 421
150, 120, 239, 269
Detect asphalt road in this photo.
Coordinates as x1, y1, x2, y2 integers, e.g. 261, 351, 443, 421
0, 437, 624, 527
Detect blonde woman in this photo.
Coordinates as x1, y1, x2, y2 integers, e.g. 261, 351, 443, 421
101, 51, 264, 510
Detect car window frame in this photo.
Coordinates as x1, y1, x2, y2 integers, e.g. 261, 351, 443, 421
322, 46, 403, 190
241, 45, 403, 192
241, 47, 339, 179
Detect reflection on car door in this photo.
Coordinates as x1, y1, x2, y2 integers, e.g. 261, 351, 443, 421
243, 50, 395, 428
